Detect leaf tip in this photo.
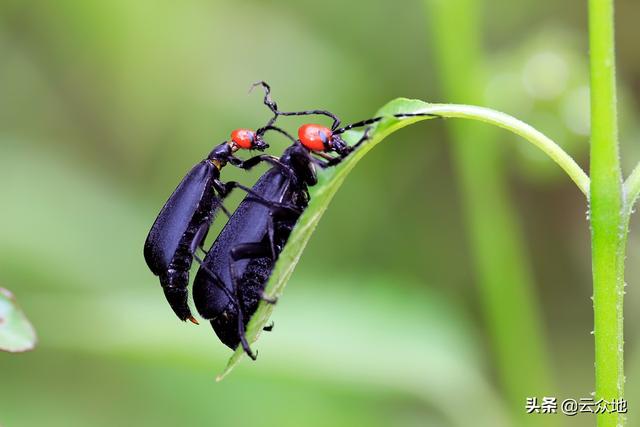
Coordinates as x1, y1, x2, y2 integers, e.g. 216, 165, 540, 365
0, 286, 37, 353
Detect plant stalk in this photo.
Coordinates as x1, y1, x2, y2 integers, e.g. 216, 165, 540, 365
588, 0, 625, 425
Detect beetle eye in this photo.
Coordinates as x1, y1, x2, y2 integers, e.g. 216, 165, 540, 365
299, 124, 331, 152
319, 131, 329, 144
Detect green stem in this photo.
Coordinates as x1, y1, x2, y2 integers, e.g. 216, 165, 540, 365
588, 0, 625, 426
405, 104, 589, 196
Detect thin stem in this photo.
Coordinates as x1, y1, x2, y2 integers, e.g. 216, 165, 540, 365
588, 0, 625, 426
397, 104, 590, 196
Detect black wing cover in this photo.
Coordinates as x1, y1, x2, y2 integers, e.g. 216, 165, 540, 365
143, 160, 219, 275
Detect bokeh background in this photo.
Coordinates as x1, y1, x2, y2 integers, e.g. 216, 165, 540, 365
1, 0, 640, 426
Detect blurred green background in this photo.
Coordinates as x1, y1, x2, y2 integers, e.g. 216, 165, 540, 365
1, 0, 640, 426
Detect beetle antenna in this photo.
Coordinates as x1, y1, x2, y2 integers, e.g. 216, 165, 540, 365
334, 113, 440, 135
251, 82, 342, 130
250, 81, 278, 114
334, 117, 383, 135
258, 125, 297, 143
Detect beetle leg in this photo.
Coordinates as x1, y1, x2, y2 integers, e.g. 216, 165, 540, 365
314, 127, 374, 168
214, 179, 300, 214
261, 294, 278, 304
230, 208, 298, 262
218, 202, 232, 219
263, 322, 274, 332
265, 205, 301, 259
311, 127, 374, 169
219, 180, 259, 197
229, 261, 257, 360
189, 222, 210, 254
229, 155, 298, 182
204, 182, 232, 219
228, 154, 278, 170
230, 242, 279, 305
245, 196, 302, 215
193, 254, 241, 312
310, 155, 335, 169
348, 126, 373, 152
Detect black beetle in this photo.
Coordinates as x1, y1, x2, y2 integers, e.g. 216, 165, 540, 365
191, 84, 439, 357
191, 132, 360, 358
191, 83, 382, 357
143, 126, 294, 324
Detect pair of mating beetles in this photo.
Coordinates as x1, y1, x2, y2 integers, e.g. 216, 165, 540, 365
143, 82, 429, 359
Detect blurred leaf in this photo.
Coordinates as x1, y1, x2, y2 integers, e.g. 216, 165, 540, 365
13, 275, 509, 427
219, 98, 440, 379
0, 287, 36, 352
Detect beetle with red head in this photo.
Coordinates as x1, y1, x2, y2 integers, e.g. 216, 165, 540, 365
152, 82, 437, 358
143, 111, 295, 324
192, 84, 402, 358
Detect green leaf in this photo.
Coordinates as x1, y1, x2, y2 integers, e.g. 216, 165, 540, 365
217, 98, 439, 379
219, 96, 587, 379
0, 287, 37, 352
